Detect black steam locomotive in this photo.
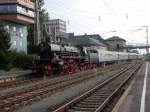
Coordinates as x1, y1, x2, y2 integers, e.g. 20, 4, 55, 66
32, 41, 98, 75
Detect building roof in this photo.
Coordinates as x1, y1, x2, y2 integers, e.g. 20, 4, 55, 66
105, 36, 126, 42
63, 34, 106, 47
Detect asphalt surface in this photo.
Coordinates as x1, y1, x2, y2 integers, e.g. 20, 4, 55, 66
117, 62, 150, 112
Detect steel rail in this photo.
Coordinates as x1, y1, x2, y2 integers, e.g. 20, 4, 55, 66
95, 64, 141, 112
0, 68, 107, 111
0, 63, 122, 89
53, 63, 141, 112
0, 63, 133, 111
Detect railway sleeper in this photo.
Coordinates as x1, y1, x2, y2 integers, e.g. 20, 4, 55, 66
13, 103, 20, 109
90, 94, 111, 97
94, 91, 112, 95
22, 101, 28, 106
85, 95, 109, 99
76, 103, 100, 108
1, 100, 9, 103
79, 101, 102, 105
82, 99, 105, 104
4, 107, 11, 112
84, 97, 106, 101
70, 106, 96, 111
67, 109, 91, 112
5, 98, 14, 102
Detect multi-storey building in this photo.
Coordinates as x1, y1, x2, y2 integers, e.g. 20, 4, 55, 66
0, 0, 35, 53
44, 19, 67, 44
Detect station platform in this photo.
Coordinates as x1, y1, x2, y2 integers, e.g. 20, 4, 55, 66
0, 70, 32, 83
114, 62, 150, 112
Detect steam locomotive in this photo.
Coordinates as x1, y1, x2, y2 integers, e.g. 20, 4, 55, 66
32, 42, 142, 75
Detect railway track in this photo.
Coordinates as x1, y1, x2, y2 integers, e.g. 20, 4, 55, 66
0, 70, 33, 89
0, 63, 124, 90
0, 63, 131, 112
0, 77, 42, 89
53, 63, 141, 112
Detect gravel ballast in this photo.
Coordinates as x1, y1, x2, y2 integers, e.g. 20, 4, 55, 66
15, 68, 123, 112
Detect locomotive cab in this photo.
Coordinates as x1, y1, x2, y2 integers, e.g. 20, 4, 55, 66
84, 48, 99, 64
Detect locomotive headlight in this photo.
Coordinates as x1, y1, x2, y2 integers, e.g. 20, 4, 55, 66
59, 61, 64, 65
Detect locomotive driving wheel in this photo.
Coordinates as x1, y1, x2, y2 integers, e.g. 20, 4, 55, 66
44, 64, 53, 75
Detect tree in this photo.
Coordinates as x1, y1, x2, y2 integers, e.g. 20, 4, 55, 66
28, 0, 49, 53
39, 8, 49, 41
38, 0, 49, 41
38, 0, 45, 10
0, 21, 11, 69
27, 24, 35, 53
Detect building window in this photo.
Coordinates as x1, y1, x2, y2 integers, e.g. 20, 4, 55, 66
13, 27, 16, 32
56, 37, 59, 42
20, 33, 23, 38
5, 25, 9, 30
13, 41, 17, 46
25, 8, 28, 13
20, 41, 23, 47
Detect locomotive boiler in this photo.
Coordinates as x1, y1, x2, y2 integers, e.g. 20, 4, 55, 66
32, 42, 99, 75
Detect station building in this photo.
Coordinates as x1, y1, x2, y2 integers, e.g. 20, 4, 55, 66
64, 34, 107, 50
0, 0, 35, 53
105, 36, 126, 52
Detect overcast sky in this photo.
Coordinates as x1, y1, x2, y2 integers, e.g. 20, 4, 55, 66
44, 0, 150, 46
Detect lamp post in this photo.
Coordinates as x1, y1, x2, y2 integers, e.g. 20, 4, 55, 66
34, 0, 40, 45
141, 26, 149, 54
130, 26, 149, 54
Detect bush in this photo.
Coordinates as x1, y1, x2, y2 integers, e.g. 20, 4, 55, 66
9, 51, 33, 69
144, 55, 150, 61
0, 53, 10, 70
0, 50, 33, 70
0, 21, 11, 70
